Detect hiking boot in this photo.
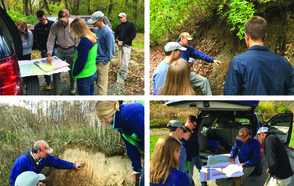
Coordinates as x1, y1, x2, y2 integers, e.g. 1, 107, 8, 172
70, 89, 76, 95
55, 90, 62, 95
117, 72, 124, 84
233, 178, 245, 186
46, 83, 52, 91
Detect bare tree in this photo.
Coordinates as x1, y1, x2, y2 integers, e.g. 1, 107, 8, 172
23, 0, 29, 15
108, 0, 114, 18
133, 0, 138, 22
76, 0, 80, 15
87, 0, 90, 14
43, 0, 50, 15
64, 0, 68, 10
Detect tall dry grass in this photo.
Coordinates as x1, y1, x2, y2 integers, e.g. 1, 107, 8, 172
0, 100, 129, 185
150, 102, 198, 128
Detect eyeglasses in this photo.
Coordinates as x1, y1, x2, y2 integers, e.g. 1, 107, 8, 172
39, 18, 47, 23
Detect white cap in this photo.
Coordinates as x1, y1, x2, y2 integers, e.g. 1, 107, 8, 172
164, 42, 186, 52
15, 171, 46, 186
256, 127, 270, 135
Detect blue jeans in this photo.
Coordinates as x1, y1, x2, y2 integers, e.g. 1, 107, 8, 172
140, 161, 144, 186
41, 49, 57, 84
189, 155, 207, 186
76, 72, 97, 95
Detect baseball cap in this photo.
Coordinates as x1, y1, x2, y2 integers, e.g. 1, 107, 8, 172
88, 11, 104, 24
34, 140, 53, 154
58, 9, 69, 22
15, 171, 45, 186
167, 120, 187, 132
118, 13, 126, 18
255, 127, 270, 139
164, 42, 187, 52
179, 32, 193, 40
236, 128, 250, 140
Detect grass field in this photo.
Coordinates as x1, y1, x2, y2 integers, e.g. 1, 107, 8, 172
150, 135, 162, 161
132, 33, 144, 48
290, 126, 294, 147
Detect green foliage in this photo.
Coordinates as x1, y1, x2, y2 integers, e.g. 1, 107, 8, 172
257, 101, 292, 114
7, 10, 38, 24
218, 0, 271, 40
150, 0, 194, 44
150, 135, 162, 161
290, 129, 294, 147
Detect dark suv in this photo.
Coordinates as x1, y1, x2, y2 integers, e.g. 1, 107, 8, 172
0, 2, 23, 95
165, 100, 293, 175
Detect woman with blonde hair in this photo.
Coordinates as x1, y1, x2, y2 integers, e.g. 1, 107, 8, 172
70, 18, 97, 95
150, 136, 190, 185
157, 58, 195, 95
95, 101, 144, 185
17, 19, 40, 95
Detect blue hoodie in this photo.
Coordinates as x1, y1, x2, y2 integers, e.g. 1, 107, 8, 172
9, 150, 75, 185
112, 103, 144, 172
229, 135, 261, 167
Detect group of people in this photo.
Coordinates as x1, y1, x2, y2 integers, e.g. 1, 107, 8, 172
9, 101, 144, 186
17, 8, 136, 95
152, 15, 294, 95
150, 116, 293, 186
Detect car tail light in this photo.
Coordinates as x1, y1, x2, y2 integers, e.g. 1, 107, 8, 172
0, 54, 23, 95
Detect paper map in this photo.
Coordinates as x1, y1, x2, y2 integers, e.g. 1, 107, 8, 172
200, 154, 243, 182
19, 57, 70, 77
34, 56, 69, 72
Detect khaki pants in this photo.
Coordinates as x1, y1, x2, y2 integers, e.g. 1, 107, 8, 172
118, 46, 131, 79
268, 176, 292, 186
240, 166, 255, 180
190, 71, 212, 95
96, 63, 110, 95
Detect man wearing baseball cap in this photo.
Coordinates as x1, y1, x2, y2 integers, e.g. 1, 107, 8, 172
115, 12, 136, 83
167, 120, 189, 177
152, 42, 186, 95
229, 128, 261, 186
256, 127, 293, 185
15, 171, 45, 186
9, 140, 84, 185
89, 11, 115, 95
46, 9, 78, 95
177, 32, 223, 95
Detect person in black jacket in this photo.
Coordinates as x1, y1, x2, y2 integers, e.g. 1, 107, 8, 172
256, 127, 293, 185
184, 114, 207, 186
115, 13, 136, 83
34, 10, 57, 91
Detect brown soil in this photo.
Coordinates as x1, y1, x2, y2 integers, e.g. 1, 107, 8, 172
42, 143, 136, 186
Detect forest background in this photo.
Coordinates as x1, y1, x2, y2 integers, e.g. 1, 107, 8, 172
2, 0, 144, 32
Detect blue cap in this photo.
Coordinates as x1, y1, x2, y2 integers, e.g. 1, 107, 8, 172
15, 171, 46, 186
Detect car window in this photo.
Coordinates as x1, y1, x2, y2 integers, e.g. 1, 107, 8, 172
268, 115, 291, 134
48, 16, 57, 21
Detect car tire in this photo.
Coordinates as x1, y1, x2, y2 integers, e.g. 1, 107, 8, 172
22, 76, 40, 95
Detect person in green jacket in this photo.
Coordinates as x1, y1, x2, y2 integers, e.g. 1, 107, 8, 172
70, 18, 98, 95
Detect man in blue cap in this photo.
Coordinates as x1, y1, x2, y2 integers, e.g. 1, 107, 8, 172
88, 11, 115, 95
15, 171, 45, 186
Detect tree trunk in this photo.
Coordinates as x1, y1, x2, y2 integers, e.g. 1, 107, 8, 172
64, 0, 68, 10
87, 0, 90, 15
76, 0, 79, 15
108, 0, 114, 18
125, 0, 128, 6
23, 0, 28, 15
133, 0, 138, 22
43, 0, 50, 15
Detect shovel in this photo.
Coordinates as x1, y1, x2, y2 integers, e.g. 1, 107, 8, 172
264, 175, 272, 186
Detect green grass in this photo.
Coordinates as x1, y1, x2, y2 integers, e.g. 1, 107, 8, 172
132, 33, 144, 48
290, 126, 294, 148
150, 135, 162, 161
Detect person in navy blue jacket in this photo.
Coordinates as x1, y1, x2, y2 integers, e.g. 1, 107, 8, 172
224, 16, 294, 95
229, 128, 261, 186
34, 10, 58, 91
177, 32, 222, 95
9, 140, 84, 186
95, 101, 144, 186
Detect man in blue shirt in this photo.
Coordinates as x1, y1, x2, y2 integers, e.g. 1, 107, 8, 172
224, 16, 294, 95
88, 11, 115, 95
9, 140, 84, 186
177, 32, 222, 95
152, 42, 186, 95
229, 128, 261, 186
168, 120, 188, 175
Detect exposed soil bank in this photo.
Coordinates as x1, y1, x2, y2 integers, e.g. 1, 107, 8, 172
42, 144, 136, 186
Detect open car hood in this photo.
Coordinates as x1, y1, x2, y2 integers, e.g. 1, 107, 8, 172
164, 101, 259, 112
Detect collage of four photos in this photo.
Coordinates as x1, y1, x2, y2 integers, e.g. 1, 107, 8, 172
1, 0, 294, 186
